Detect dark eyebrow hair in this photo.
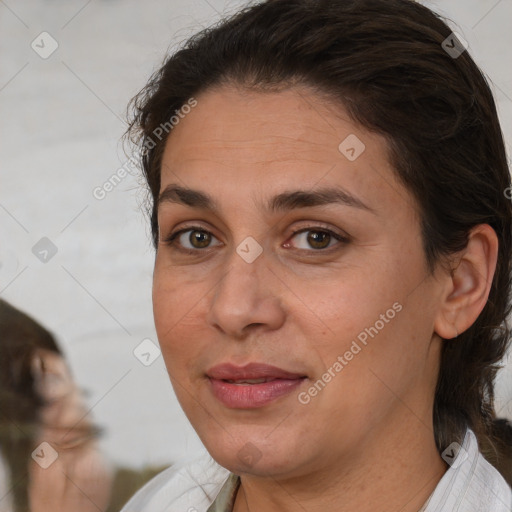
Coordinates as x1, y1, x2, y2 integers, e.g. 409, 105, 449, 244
158, 184, 375, 214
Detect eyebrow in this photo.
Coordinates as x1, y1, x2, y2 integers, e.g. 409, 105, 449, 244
158, 184, 375, 214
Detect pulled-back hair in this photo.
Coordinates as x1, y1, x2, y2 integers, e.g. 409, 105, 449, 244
126, 0, 512, 482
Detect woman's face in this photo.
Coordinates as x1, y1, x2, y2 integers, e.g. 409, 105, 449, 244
153, 85, 446, 478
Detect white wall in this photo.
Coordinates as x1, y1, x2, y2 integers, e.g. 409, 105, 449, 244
1, 0, 511, 469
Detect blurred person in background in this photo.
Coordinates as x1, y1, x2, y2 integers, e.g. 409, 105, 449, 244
0, 297, 112, 512
0, 298, 165, 512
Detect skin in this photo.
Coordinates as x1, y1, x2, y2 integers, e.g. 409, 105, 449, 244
152, 84, 498, 512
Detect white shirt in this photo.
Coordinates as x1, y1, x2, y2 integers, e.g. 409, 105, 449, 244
120, 428, 512, 512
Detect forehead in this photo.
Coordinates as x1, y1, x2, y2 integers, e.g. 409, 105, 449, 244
163, 84, 369, 165
159, 84, 415, 220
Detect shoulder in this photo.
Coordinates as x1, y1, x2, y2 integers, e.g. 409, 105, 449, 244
120, 454, 230, 512
425, 428, 512, 512
466, 434, 511, 511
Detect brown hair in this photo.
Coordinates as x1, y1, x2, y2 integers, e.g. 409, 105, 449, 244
126, 0, 512, 483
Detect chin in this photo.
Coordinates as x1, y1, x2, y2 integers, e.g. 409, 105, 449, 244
198, 424, 304, 477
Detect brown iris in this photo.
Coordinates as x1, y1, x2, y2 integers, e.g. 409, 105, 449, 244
306, 230, 331, 249
189, 230, 211, 248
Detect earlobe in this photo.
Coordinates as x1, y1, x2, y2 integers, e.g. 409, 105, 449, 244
433, 224, 498, 340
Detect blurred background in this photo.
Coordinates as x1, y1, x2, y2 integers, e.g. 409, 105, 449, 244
1, 0, 511, 505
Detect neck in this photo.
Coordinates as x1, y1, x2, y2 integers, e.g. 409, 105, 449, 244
232, 419, 448, 512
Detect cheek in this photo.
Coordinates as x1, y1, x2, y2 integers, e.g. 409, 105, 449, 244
153, 266, 194, 365
313, 285, 435, 420
152, 261, 217, 378
152, 272, 178, 340
291, 267, 399, 348
292, 250, 426, 381
153, 258, 203, 332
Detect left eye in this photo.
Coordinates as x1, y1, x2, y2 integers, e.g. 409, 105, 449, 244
287, 228, 347, 250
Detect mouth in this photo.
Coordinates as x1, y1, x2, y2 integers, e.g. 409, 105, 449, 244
223, 378, 278, 385
206, 363, 307, 409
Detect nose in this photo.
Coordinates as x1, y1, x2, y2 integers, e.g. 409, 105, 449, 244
206, 245, 286, 339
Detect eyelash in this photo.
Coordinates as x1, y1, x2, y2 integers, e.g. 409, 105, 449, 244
161, 224, 350, 255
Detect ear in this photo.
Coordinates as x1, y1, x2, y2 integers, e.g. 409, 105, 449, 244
434, 224, 498, 340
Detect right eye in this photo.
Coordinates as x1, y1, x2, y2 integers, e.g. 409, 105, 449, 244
161, 226, 222, 254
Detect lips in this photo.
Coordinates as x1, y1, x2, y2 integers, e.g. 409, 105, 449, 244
207, 362, 305, 381
206, 363, 307, 409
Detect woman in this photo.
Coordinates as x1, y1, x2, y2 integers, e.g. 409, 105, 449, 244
121, 0, 512, 510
